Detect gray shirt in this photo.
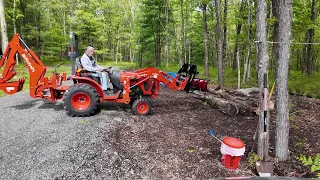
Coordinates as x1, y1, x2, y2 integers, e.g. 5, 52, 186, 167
80, 53, 103, 72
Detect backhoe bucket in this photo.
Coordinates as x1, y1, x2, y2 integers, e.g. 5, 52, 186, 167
0, 78, 25, 95
190, 78, 210, 91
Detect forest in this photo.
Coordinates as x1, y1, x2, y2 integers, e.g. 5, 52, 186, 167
1, 0, 320, 98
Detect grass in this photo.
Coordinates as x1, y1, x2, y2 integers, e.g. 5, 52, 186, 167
1, 61, 320, 99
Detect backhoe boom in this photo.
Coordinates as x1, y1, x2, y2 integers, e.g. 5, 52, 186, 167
0, 34, 67, 101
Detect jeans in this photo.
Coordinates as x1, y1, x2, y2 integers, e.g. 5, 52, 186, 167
94, 72, 109, 90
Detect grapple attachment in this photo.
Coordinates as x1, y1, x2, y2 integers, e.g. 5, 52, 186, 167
176, 64, 210, 92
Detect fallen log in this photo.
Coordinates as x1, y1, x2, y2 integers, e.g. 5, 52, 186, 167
192, 90, 255, 116
192, 86, 274, 116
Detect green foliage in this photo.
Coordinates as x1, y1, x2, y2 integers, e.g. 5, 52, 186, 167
1, 0, 320, 101
248, 152, 262, 166
296, 154, 320, 176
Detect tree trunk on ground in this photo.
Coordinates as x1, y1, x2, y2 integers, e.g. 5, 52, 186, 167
0, 0, 8, 54
215, 0, 224, 85
256, 0, 270, 160
191, 87, 265, 117
203, 3, 209, 77
274, 0, 292, 162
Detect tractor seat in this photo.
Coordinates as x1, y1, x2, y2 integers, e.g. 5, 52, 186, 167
76, 68, 101, 84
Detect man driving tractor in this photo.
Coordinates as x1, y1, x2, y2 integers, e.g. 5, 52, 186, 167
79, 46, 112, 92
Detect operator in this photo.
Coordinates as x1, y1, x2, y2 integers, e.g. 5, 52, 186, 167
80, 46, 111, 91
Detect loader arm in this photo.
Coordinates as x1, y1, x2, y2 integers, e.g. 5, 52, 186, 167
0, 34, 66, 99
129, 64, 199, 93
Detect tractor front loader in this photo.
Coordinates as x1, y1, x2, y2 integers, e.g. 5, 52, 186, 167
0, 32, 209, 117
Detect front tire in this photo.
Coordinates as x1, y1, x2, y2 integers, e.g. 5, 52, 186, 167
63, 84, 100, 117
132, 98, 152, 115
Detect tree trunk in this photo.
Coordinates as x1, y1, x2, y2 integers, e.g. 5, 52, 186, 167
203, 3, 209, 76
243, 0, 252, 84
174, 24, 180, 64
13, 0, 19, 64
156, 9, 161, 68
274, 0, 292, 162
303, 0, 316, 76
192, 87, 261, 116
139, 49, 143, 68
215, 0, 224, 85
256, 0, 270, 160
268, 1, 274, 70
222, 0, 228, 62
232, 0, 246, 71
272, 0, 279, 74
180, 0, 186, 67
165, 0, 169, 70
0, 0, 8, 54
237, 51, 241, 89
116, 28, 119, 64
186, 1, 190, 64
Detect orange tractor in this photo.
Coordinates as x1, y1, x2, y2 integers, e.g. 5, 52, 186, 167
0, 32, 209, 116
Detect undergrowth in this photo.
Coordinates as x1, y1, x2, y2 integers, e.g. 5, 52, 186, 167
296, 154, 320, 178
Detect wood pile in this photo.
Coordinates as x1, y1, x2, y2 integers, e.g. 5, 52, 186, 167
191, 87, 274, 116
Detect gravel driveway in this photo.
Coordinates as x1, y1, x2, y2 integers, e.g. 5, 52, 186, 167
1, 87, 257, 179
0, 90, 133, 179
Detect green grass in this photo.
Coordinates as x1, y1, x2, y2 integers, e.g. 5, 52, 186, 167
1, 61, 320, 99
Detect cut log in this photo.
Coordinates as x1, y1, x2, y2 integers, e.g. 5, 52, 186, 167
192, 90, 255, 116
192, 87, 274, 116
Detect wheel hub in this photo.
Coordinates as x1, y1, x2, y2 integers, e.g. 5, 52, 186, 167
71, 92, 91, 110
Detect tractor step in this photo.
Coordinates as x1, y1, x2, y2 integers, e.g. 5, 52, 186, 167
103, 89, 115, 96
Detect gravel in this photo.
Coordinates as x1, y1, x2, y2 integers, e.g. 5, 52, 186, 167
0, 87, 258, 179
0, 90, 132, 179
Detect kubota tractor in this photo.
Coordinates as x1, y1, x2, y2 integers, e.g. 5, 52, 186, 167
0, 32, 209, 116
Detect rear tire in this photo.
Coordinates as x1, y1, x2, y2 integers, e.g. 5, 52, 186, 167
63, 83, 100, 117
132, 98, 152, 116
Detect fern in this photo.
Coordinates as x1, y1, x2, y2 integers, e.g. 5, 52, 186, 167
298, 155, 313, 166
297, 154, 320, 174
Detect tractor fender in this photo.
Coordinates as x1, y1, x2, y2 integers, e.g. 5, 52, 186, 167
70, 76, 104, 97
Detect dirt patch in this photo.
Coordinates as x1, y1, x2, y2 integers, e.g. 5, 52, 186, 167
104, 86, 320, 178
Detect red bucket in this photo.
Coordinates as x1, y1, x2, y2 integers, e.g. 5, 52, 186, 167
220, 137, 245, 169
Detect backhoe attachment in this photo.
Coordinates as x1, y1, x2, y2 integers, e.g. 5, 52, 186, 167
0, 77, 25, 94
0, 34, 67, 102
